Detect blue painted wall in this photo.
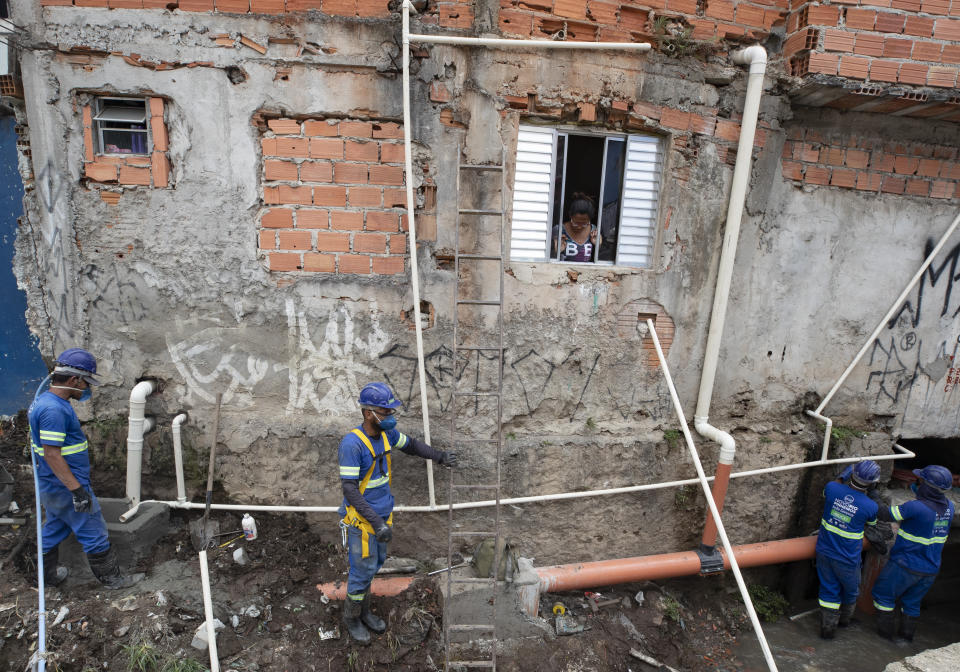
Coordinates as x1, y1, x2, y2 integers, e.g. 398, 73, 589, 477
0, 115, 46, 413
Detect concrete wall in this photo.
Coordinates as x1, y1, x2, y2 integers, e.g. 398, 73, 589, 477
9, 3, 960, 562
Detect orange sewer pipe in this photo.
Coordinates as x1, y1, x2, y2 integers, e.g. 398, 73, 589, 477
700, 462, 733, 549
316, 536, 818, 600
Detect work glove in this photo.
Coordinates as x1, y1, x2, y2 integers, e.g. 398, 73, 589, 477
375, 524, 393, 543
439, 451, 458, 468
70, 486, 92, 513
867, 486, 890, 507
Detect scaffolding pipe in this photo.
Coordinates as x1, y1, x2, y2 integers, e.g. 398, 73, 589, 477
809, 209, 960, 458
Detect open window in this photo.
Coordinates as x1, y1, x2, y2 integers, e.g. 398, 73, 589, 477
509, 124, 663, 268
94, 97, 150, 155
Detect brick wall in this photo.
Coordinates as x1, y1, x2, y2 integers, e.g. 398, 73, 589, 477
258, 117, 414, 274
784, 2, 960, 87
781, 128, 960, 197
83, 96, 171, 190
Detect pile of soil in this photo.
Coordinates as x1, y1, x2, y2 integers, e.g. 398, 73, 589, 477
1, 413, 755, 671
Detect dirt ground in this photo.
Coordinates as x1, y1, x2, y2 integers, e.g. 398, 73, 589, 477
1, 412, 764, 672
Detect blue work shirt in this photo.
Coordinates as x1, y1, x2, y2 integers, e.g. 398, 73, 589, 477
338, 426, 410, 521
888, 499, 955, 575
28, 392, 91, 493
816, 480, 878, 564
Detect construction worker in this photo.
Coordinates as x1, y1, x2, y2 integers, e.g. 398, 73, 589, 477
337, 382, 456, 644
815, 459, 881, 639
28, 348, 144, 590
871, 465, 955, 641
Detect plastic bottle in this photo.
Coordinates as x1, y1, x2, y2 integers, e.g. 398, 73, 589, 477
242, 513, 258, 541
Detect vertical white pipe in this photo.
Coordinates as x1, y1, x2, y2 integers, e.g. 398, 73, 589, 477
649, 320, 779, 672
402, 0, 437, 508
198, 550, 221, 672
172, 413, 188, 503
125, 380, 156, 508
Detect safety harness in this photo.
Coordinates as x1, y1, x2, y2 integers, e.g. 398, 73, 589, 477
341, 428, 392, 558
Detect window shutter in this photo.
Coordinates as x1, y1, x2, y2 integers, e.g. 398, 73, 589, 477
509, 126, 555, 261
616, 134, 662, 268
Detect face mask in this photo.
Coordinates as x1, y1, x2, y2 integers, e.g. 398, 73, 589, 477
373, 411, 397, 432
51, 384, 92, 402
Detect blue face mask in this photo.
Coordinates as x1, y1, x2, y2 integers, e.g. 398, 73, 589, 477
374, 412, 397, 432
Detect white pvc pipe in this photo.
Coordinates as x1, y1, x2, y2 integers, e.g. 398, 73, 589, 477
402, 0, 437, 509
125, 380, 156, 508
693, 45, 767, 462
409, 33, 652, 51
810, 209, 960, 457
172, 413, 188, 504
648, 319, 778, 672
198, 550, 220, 672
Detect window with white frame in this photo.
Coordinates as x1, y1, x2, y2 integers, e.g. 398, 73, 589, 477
509, 124, 663, 268
94, 97, 150, 155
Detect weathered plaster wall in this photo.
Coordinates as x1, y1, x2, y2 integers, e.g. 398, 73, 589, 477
10, 4, 960, 563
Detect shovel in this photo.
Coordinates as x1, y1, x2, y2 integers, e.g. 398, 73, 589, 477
190, 393, 222, 551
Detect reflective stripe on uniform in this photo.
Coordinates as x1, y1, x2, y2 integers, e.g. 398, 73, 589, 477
820, 518, 865, 540
342, 429, 392, 558
346, 592, 365, 601
339, 466, 361, 477
897, 528, 948, 545
33, 441, 87, 457
818, 599, 840, 609
873, 601, 894, 612
891, 506, 903, 521
38, 430, 65, 444
365, 475, 389, 489
394, 433, 408, 449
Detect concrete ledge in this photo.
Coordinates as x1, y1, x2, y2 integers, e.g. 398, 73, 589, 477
884, 642, 960, 672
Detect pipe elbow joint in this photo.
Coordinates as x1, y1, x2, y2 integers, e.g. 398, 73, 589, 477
732, 44, 768, 72
694, 417, 736, 464
129, 380, 156, 404
172, 413, 188, 428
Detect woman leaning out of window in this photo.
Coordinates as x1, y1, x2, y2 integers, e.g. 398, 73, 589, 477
554, 193, 598, 263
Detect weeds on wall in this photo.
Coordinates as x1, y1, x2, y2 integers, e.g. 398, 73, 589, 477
830, 425, 866, 447
745, 585, 790, 623
663, 429, 682, 451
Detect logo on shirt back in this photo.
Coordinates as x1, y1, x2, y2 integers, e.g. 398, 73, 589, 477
844, 495, 854, 504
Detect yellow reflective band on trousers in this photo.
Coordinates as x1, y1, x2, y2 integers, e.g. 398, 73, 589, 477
32, 441, 88, 457
897, 528, 948, 545
341, 429, 392, 558
819, 599, 840, 609
820, 518, 865, 540
873, 601, 894, 612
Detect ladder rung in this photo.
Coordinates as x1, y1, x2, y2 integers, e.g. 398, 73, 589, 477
451, 531, 496, 538
459, 164, 503, 171
459, 209, 502, 216
456, 299, 501, 306
449, 662, 496, 669
453, 391, 500, 397
451, 484, 500, 490
455, 346, 503, 351
457, 254, 502, 261
450, 577, 499, 585
449, 624, 496, 632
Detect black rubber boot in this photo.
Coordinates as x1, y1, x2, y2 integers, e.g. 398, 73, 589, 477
42, 547, 68, 587
343, 597, 371, 645
86, 546, 144, 590
898, 615, 918, 642
838, 602, 856, 627
360, 593, 386, 634
876, 610, 896, 640
820, 607, 840, 639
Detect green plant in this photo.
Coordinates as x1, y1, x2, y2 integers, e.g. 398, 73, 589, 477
506, 431, 516, 440
346, 651, 360, 672
585, 417, 597, 431
160, 659, 208, 672
652, 16, 694, 56
759, 436, 772, 444
123, 642, 161, 672
830, 426, 865, 446
659, 595, 683, 623
664, 429, 682, 450
746, 585, 790, 623
674, 484, 698, 510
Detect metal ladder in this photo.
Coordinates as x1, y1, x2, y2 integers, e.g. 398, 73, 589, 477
444, 148, 506, 671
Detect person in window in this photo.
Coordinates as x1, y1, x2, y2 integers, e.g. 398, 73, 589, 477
554, 193, 598, 263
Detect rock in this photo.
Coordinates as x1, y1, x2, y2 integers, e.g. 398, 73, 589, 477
114, 625, 130, 637
288, 567, 306, 583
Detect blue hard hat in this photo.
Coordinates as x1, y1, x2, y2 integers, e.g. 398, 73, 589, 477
913, 465, 953, 492
54, 348, 100, 386
850, 460, 881, 487
357, 382, 402, 409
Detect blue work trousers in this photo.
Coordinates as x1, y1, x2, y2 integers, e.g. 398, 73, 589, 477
40, 485, 110, 555
816, 553, 861, 610
345, 525, 387, 600
871, 561, 936, 617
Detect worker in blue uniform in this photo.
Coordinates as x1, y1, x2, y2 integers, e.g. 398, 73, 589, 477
872, 464, 954, 641
28, 348, 144, 589
337, 382, 457, 644
815, 460, 881, 639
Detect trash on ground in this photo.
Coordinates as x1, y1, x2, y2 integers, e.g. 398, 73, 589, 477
191, 618, 225, 650
554, 614, 584, 636
318, 625, 340, 640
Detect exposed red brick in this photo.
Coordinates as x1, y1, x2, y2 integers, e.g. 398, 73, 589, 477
304, 120, 339, 136
942, 45, 960, 63
881, 176, 906, 193
904, 15, 934, 36
807, 4, 840, 25
278, 230, 312, 250
323, 0, 357, 14
339, 254, 371, 274
856, 172, 883, 191
891, 0, 921, 8
414, 214, 437, 241
845, 148, 870, 168
268, 118, 302, 134
331, 210, 364, 230
429, 81, 451, 103
75, 0, 109, 5
875, 11, 906, 32
905, 178, 931, 196
913, 41, 943, 61
921, 0, 949, 13
439, 3, 475, 28
151, 152, 169, 187
845, 8, 877, 29
262, 208, 294, 228
353, 232, 387, 253
265, 159, 298, 181
109, 0, 143, 6
578, 102, 597, 122
689, 19, 718, 38
586, 0, 620, 24
927, 66, 958, 86
805, 165, 831, 185
369, 165, 404, 185
632, 101, 663, 120
500, 9, 535, 35
941, 162, 960, 179
278, 185, 313, 205
934, 17, 960, 40
344, 140, 378, 162
263, 187, 280, 204
216, 0, 251, 11
312, 185, 347, 207
822, 147, 845, 165
372, 122, 403, 139
808, 52, 839, 74
269, 253, 302, 272
619, 6, 650, 31
302, 253, 336, 272
380, 143, 405, 163
782, 160, 804, 180
340, 121, 374, 138
356, 0, 390, 17
366, 211, 398, 231
598, 26, 635, 41
315, 232, 351, 252
689, 114, 717, 136
824, 29, 855, 51
250, 0, 284, 12
86, 161, 118, 182
349, 186, 382, 207
838, 54, 870, 78
869, 59, 900, 82
930, 180, 954, 198
40, 0, 75, 5
258, 230, 276, 250
554, 0, 588, 19
269, 138, 309, 158
297, 209, 329, 228
300, 161, 333, 182
334, 162, 368, 184
384, 188, 406, 208
660, 108, 691, 131
854, 33, 885, 56
917, 158, 942, 177
389, 233, 406, 253
310, 138, 344, 159
714, 119, 740, 142
372, 257, 405, 275
119, 165, 151, 185
898, 62, 929, 84
883, 38, 912, 58
831, 168, 857, 188
736, 3, 766, 26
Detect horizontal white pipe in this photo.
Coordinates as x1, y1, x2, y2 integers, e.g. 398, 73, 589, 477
198, 550, 220, 672
409, 33, 651, 50
815, 209, 960, 416
118, 443, 914, 522
172, 414, 188, 504
125, 380, 156, 508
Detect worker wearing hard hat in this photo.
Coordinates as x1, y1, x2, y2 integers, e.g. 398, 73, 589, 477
336, 382, 457, 644
815, 460, 881, 640
872, 464, 955, 642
